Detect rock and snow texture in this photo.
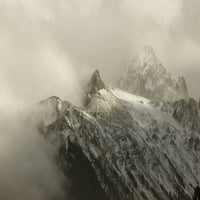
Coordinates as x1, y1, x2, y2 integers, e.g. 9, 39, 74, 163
84, 70, 106, 106
38, 71, 200, 200
119, 45, 189, 102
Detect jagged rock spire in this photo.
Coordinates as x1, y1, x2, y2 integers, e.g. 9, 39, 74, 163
119, 45, 190, 102
88, 70, 105, 94
84, 70, 106, 106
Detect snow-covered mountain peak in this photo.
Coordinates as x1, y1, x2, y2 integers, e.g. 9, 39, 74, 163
38, 69, 200, 200
119, 45, 189, 102
140, 45, 160, 67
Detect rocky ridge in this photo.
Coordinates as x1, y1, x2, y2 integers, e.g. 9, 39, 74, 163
38, 70, 200, 200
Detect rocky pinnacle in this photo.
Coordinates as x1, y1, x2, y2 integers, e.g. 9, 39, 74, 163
84, 70, 106, 106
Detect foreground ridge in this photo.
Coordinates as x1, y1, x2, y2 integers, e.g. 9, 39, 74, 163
38, 70, 200, 200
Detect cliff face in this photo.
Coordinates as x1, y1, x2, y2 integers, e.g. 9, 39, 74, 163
119, 46, 189, 102
38, 71, 200, 200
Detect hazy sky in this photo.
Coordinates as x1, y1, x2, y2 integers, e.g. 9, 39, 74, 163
0, 0, 200, 110
0, 1, 200, 199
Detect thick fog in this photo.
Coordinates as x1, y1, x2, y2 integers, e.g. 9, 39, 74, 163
0, 109, 70, 200
0, 0, 200, 199
1, 0, 200, 106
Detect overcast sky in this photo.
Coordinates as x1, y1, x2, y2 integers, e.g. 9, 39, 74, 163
0, 0, 200, 109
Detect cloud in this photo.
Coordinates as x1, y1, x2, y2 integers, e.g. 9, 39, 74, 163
181, 0, 200, 45
0, 0, 84, 110
0, 109, 69, 200
1, 0, 199, 101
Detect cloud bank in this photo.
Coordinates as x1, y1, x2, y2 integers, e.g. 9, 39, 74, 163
0, 109, 70, 200
0, 0, 200, 103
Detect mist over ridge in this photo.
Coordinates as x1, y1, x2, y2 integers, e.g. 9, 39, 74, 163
0, 0, 200, 199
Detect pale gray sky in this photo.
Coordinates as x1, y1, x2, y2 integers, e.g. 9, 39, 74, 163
0, 0, 200, 109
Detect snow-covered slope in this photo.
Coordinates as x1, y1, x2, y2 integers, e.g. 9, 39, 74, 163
38, 71, 200, 200
119, 46, 189, 102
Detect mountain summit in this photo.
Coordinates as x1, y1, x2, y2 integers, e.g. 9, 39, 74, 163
119, 45, 189, 102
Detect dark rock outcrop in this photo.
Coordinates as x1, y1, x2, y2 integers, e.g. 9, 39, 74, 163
173, 98, 200, 132
84, 70, 106, 106
198, 98, 200, 110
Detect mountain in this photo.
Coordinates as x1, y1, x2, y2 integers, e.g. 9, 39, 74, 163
38, 70, 200, 200
119, 45, 189, 102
